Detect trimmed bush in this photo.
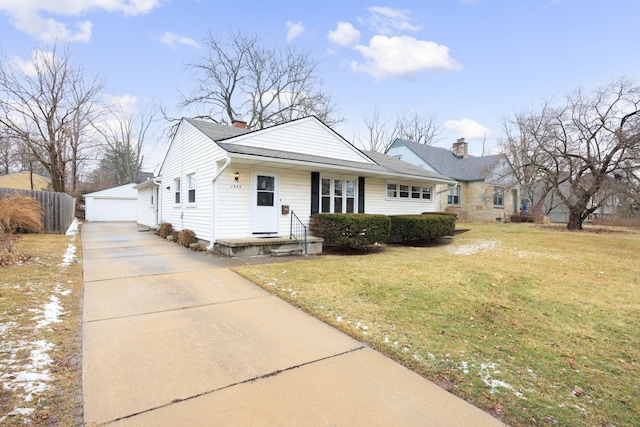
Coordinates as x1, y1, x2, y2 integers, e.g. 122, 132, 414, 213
158, 222, 173, 238
178, 229, 196, 248
309, 214, 390, 248
389, 214, 456, 243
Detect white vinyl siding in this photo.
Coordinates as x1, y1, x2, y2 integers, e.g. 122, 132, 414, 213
158, 121, 226, 240
135, 185, 157, 228
366, 178, 437, 215
228, 117, 374, 164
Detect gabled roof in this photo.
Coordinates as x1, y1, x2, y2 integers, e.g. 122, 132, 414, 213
182, 117, 455, 183
389, 138, 504, 181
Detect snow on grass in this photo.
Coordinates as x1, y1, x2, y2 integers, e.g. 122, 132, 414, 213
0, 285, 69, 423
445, 239, 499, 255
59, 218, 79, 267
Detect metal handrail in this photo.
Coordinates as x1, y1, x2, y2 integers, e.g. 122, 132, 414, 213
289, 210, 308, 256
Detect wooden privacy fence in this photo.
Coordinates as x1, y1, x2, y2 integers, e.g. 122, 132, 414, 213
0, 188, 76, 234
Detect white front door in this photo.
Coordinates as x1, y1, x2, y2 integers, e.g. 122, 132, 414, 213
252, 171, 279, 235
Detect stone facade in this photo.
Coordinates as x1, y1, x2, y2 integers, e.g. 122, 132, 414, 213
443, 181, 518, 223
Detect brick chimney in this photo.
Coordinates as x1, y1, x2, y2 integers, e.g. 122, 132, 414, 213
231, 119, 247, 129
452, 138, 468, 158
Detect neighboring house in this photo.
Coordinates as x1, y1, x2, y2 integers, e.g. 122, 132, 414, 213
84, 183, 138, 222
144, 116, 456, 253
386, 138, 520, 222
0, 171, 51, 191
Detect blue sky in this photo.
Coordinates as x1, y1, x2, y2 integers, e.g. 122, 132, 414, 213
1, 0, 638, 171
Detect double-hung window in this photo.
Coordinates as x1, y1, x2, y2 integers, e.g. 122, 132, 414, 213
174, 178, 181, 204
494, 186, 504, 207
321, 177, 356, 213
447, 185, 460, 205
187, 174, 196, 204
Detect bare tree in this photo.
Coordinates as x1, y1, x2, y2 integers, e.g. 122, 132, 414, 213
180, 30, 340, 130
501, 78, 640, 230
358, 107, 393, 152
0, 130, 15, 174
356, 108, 442, 152
0, 45, 105, 193
94, 103, 155, 185
393, 110, 443, 145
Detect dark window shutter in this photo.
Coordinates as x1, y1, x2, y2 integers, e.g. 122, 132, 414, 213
311, 172, 320, 214
358, 176, 365, 213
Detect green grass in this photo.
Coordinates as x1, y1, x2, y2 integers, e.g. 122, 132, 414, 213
234, 223, 640, 427
0, 232, 83, 426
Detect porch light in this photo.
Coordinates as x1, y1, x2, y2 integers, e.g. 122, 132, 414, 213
234, 172, 240, 182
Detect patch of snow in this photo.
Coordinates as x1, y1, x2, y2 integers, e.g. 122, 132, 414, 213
479, 362, 517, 395
64, 218, 80, 236
446, 239, 498, 256
459, 361, 469, 375
59, 243, 77, 266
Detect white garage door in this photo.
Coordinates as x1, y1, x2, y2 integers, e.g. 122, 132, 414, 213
92, 198, 137, 221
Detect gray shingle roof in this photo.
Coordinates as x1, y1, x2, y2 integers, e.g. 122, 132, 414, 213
393, 138, 503, 181
184, 118, 454, 183
184, 118, 251, 140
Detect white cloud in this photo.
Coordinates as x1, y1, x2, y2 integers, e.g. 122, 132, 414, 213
0, 0, 163, 42
444, 119, 491, 139
159, 32, 200, 49
364, 6, 422, 35
286, 21, 305, 42
328, 22, 361, 47
351, 35, 462, 79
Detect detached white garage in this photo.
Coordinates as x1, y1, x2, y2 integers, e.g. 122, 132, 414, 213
84, 183, 138, 222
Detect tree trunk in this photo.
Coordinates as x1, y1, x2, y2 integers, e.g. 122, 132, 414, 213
566, 208, 584, 230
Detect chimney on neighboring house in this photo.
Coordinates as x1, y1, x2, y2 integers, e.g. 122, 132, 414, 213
452, 138, 468, 158
231, 119, 247, 129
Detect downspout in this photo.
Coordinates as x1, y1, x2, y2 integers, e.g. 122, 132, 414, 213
207, 155, 231, 250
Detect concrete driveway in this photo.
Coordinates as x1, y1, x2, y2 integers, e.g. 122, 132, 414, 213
81, 222, 504, 426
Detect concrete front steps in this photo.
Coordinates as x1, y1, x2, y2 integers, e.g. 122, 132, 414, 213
214, 236, 324, 258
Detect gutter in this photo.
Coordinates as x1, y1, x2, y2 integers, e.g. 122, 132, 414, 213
207, 155, 231, 250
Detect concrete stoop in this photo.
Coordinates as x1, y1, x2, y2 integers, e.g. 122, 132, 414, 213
214, 236, 324, 258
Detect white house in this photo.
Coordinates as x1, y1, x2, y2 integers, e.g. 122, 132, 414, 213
134, 179, 160, 228
146, 116, 456, 254
84, 183, 138, 222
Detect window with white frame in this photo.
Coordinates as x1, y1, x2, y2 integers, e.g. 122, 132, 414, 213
187, 173, 196, 204
387, 183, 397, 198
174, 178, 181, 204
493, 186, 504, 207
447, 185, 461, 205
387, 182, 433, 201
422, 186, 432, 200
321, 177, 356, 213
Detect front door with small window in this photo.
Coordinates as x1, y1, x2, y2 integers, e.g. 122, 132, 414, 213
252, 171, 279, 234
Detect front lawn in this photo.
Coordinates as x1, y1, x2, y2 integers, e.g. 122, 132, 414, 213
234, 223, 640, 427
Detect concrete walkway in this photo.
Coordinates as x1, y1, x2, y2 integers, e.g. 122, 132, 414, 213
81, 222, 505, 426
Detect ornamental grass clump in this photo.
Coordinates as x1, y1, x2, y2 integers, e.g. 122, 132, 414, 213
178, 229, 196, 248
0, 193, 43, 253
157, 222, 173, 238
